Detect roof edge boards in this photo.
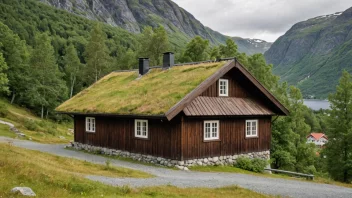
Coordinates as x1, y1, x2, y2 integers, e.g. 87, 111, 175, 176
165, 60, 236, 121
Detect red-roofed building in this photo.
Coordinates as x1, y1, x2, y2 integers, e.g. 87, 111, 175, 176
307, 133, 328, 147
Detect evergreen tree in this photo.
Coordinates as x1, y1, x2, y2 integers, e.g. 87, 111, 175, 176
0, 52, 9, 93
29, 33, 67, 119
84, 23, 111, 84
63, 43, 83, 98
325, 70, 352, 182
182, 36, 209, 62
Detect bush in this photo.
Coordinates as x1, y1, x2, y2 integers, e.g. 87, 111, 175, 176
235, 157, 268, 173
0, 105, 9, 117
23, 119, 39, 131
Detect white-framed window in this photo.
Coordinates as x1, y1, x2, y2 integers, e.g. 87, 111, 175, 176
86, 117, 96, 133
219, 79, 229, 96
246, 120, 258, 137
135, 119, 148, 139
204, 120, 219, 140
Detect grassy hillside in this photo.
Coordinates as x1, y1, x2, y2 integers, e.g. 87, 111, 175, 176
265, 9, 352, 98
0, 143, 272, 198
0, 99, 73, 143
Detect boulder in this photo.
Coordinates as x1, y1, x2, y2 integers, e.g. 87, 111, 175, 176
11, 187, 36, 196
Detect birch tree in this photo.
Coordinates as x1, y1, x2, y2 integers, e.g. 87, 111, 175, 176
63, 43, 82, 98
84, 23, 110, 84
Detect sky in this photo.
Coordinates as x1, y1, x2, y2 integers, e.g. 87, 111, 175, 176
172, 0, 351, 42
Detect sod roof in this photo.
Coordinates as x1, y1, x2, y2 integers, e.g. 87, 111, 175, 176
56, 62, 227, 115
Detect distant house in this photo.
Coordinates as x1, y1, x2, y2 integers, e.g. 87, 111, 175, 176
307, 133, 328, 147
56, 53, 289, 167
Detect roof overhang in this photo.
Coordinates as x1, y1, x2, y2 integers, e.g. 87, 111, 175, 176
165, 59, 289, 121
56, 111, 167, 120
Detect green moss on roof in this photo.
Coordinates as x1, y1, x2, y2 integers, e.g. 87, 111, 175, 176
56, 62, 227, 115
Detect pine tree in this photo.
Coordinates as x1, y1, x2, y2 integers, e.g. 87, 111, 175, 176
29, 33, 67, 119
63, 43, 82, 98
84, 23, 110, 84
325, 70, 352, 182
0, 52, 9, 93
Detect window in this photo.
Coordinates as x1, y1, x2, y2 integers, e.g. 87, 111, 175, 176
135, 120, 148, 139
246, 120, 258, 137
86, 117, 95, 133
219, 79, 229, 96
204, 121, 219, 140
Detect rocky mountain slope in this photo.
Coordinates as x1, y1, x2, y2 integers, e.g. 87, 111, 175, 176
39, 0, 271, 54
265, 8, 352, 98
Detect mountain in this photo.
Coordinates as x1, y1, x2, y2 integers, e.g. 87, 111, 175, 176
265, 8, 352, 99
39, 0, 271, 55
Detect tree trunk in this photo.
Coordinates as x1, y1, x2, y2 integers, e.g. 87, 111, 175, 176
46, 109, 49, 120
41, 105, 44, 119
11, 93, 16, 104
70, 76, 76, 98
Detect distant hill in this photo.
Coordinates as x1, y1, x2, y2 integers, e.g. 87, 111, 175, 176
39, 0, 271, 54
265, 8, 352, 99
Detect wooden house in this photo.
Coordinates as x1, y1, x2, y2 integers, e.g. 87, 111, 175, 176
57, 53, 288, 166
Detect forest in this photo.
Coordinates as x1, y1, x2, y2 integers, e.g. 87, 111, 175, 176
0, 0, 351, 183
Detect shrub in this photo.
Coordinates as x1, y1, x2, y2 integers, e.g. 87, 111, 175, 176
235, 157, 268, 173
0, 105, 9, 117
23, 119, 39, 131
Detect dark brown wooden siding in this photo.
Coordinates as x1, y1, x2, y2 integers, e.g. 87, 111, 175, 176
74, 116, 182, 160
181, 116, 271, 160
201, 68, 250, 98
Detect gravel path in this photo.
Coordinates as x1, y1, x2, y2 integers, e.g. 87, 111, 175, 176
1, 136, 352, 198
0, 120, 14, 128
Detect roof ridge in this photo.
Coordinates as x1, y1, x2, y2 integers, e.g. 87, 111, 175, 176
112, 58, 235, 73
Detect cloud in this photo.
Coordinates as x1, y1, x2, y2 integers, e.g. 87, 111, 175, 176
172, 0, 352, 42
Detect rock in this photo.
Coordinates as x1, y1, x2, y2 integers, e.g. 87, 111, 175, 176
18, 133, 26, 137
170, 160, 178, 165
178, 161, 184, 166
59, 136, 65, 139
175, 165, 184, 170
196, 161, 202, 166
11, 187, 36, 196
183, 167, 189, 171
213, 157, 219, 162
203, 158, 208, 163
157, 157, 162, 161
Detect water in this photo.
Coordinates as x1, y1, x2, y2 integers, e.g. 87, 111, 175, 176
303, 99, 330, 111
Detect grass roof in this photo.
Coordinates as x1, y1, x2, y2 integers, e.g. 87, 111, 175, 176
56, 62, 227, 115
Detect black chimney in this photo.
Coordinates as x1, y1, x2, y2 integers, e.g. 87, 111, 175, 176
139, 58, 149, 75
163, 52, 174, 69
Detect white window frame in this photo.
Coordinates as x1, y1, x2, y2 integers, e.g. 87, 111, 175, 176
219, 79, 229, 97
85, 117, 96, 133
135, 119, 148, 139
204, 120, 220, 141
246, 120, 258, 138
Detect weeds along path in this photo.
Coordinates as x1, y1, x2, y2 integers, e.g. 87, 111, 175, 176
1, 136, 352, 198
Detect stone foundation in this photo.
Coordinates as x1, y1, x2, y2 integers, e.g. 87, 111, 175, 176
69, 142, 270, 170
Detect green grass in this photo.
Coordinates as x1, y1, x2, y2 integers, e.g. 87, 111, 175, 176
190, 165, 352, 188
0, 143, 273, 198
56, 62, 227, 115
0, 99, 73, 143
0, 124, 16, 138
66, 147, 178, 170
